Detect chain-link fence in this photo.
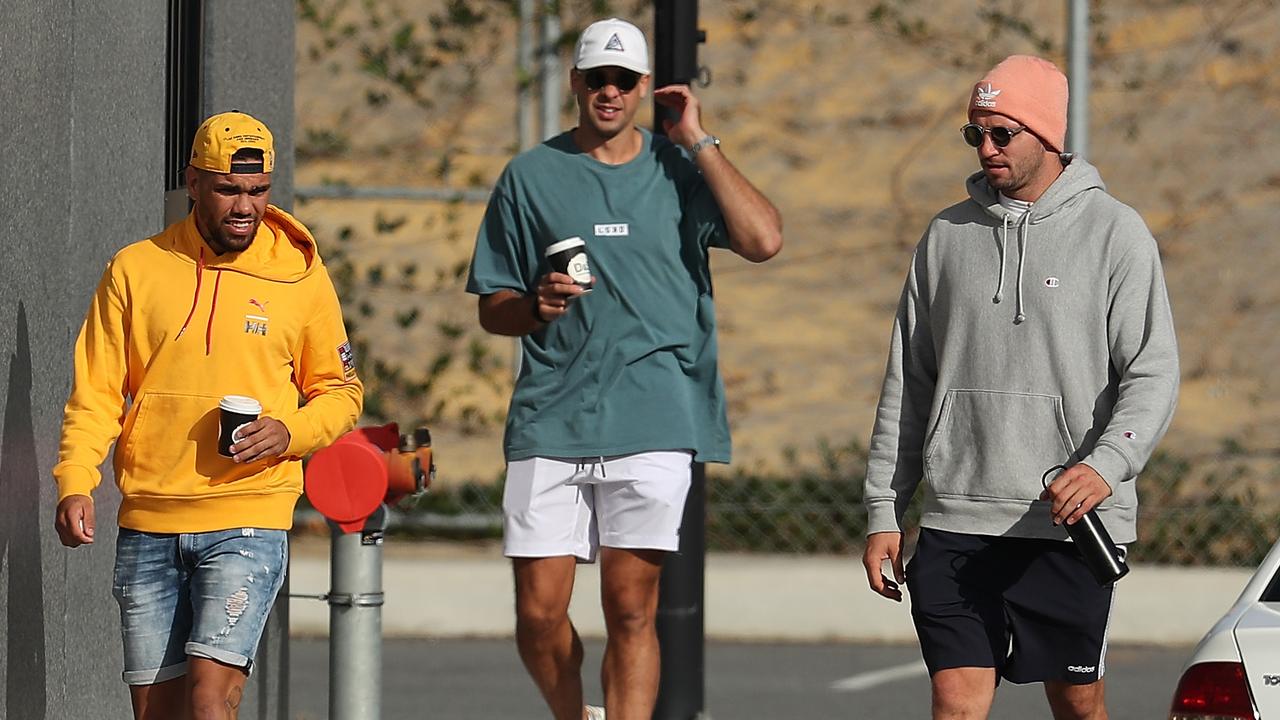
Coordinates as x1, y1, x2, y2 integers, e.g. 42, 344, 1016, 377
296, 443, 1280, 567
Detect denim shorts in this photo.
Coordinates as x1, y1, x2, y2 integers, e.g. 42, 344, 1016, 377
112, 527, 288, 685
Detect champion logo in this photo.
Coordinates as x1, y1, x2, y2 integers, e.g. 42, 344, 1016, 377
1044, 277, 1060, 288
249, 298, 269, 314
604, 33, 625, 52
1123, 430, 1138, 440
974, 83, 1001, 108
1067, 665, 1097, 673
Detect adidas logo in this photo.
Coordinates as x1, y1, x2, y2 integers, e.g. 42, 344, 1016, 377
975, 83, 1001, 108
604, 33, 624, 52
1067, 665, 1096, 673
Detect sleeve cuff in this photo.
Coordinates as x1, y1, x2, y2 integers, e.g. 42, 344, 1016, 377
865, 499, 903, 536
53, 464, 100, 503
1081, 442, 1134, 485
280, 412, 317, 458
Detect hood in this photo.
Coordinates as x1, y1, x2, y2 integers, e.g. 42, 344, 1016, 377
168, 204, 322, 354
963, 156, 1106, 324
965, 154, 1106, 223
167, 204, 320, 283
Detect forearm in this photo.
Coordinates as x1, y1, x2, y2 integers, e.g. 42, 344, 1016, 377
478, 290, 543, 337
694, 146, 782, 262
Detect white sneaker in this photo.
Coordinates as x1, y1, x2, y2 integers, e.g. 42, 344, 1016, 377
585, 706, 606, 720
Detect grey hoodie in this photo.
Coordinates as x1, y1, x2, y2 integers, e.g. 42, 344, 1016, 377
864, 157, 1179, 544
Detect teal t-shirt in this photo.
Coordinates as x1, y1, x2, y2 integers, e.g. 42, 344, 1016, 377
466, 128, 732, 463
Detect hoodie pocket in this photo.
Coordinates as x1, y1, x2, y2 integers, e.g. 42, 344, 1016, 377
118, 391, 224, 496
923, 389, 1075, 502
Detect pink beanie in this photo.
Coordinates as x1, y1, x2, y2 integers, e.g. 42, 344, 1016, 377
968, 55, 1069, 153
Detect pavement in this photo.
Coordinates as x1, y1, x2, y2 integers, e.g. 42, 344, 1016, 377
286, 537, 1251, 645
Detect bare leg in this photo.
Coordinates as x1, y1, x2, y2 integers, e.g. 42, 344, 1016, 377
599, 547, 665, 720
187, 657, 249, 720
129, 676, 188, 720
931, 667, 998, 720
513, 556, 586, 720
1045, 679, 1107, 720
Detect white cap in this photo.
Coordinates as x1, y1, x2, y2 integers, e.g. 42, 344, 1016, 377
574, 18, 650, 75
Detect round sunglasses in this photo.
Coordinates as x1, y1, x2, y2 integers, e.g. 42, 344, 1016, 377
582, 68, 641, 93
961, 123, 1027, 148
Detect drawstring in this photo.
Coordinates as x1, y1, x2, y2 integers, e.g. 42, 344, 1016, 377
993, 215, 1009, 305
206, 269, 224, 353
176, 248, 205, 341
992, 211, 1031, 323
174, 246, 222, 355
1014, 220, 1028, 324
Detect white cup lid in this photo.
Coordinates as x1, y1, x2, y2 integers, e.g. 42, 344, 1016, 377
220, 395, 262, 414
546, 237, 586, 256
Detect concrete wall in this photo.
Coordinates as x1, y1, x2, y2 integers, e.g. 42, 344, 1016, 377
0, 2, 294, 718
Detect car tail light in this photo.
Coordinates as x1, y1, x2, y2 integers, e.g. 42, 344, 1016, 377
1169, 662, 1258, 720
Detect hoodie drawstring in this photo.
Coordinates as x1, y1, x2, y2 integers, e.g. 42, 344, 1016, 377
205, 271, 222, 355
175, 246, 223, 355
176, 248, 205, 341
992, 212, 1032, 324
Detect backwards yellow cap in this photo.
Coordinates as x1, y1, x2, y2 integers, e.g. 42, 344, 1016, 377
189, 111, 275, 174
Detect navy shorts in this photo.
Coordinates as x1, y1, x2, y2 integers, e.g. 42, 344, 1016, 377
906, 528, 1118, 685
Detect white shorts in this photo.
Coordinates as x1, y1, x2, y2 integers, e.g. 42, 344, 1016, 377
502, 451, 694, 562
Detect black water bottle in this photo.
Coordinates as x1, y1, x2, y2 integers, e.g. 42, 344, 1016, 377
1042, 465, 1129, 586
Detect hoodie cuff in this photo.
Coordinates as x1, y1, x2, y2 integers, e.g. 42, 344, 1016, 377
1081, 443, 1134, 486
280, 412, 317, 458
865, 499, 903, 536
54, 464, 100, 504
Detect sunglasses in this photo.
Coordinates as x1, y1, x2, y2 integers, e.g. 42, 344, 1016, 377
582, 68, 641, 93
961, 123, 1027, 148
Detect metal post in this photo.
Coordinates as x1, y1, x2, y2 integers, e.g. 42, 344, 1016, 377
539, 0, 561, 141
328, 505, 387, 720
652, 3, 707, 717
517, 0, 535, 152
1066, 0, 1089, 157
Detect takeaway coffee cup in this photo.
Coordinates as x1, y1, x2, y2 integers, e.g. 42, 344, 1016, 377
545, 237, 593, 291
219, 395, 261, 457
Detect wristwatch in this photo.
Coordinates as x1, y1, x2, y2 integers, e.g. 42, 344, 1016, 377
689, 135, 720, 156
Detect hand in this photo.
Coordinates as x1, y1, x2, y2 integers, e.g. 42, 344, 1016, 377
863, 531, 905, 601
230, 417, 291, 464
54, 495, 96, 548
653, 85, 708, 151
1040, 463, 1112, 526
532, 272, 589, 324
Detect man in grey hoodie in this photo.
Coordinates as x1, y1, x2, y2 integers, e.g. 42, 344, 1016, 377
861, 55, 1178, 720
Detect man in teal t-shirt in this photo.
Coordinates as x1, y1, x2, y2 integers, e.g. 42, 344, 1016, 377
466, 17, 782, 720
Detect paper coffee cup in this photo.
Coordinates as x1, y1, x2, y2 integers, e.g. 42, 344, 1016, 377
545, 237, 593, 290
218, 395, 262, 457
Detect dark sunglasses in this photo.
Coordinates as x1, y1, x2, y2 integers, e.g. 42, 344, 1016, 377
582, 68, 641, 93
961, 123, 1027, 148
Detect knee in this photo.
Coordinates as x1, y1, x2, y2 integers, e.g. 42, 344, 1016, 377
931, 668, 994, 714
515, 603, 569, 643
189, 680, 240, 720
1047, 681, 1105, 720
601, 601, 655, 639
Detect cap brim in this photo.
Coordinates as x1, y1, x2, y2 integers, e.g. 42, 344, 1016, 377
575, 54, 650, 75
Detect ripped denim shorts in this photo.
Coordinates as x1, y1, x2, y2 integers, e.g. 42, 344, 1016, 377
112, 527, 288, 685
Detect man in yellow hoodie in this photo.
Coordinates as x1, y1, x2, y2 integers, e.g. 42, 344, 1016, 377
51, 111, 362, 720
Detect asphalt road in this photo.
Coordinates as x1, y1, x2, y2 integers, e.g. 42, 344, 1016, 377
288, 638, 1192, 719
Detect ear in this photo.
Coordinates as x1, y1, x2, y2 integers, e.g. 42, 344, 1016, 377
639, 74, 651, 99
184, 165, 197, 199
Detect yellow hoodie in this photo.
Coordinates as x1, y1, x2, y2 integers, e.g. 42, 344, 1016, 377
54, 205, 363, 533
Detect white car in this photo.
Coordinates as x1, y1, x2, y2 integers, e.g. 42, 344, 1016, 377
1170, 538, 1280, 719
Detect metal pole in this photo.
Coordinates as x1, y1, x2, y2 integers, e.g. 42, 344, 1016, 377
652, 3, 707, 717
1066, 0, 1089, 156
539, 0, 561, 141
517, 0, 535, 151
328, 505, 387, 720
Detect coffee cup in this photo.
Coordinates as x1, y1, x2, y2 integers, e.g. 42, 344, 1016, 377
219, 395, 262, 457
545, 237, 593, 291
